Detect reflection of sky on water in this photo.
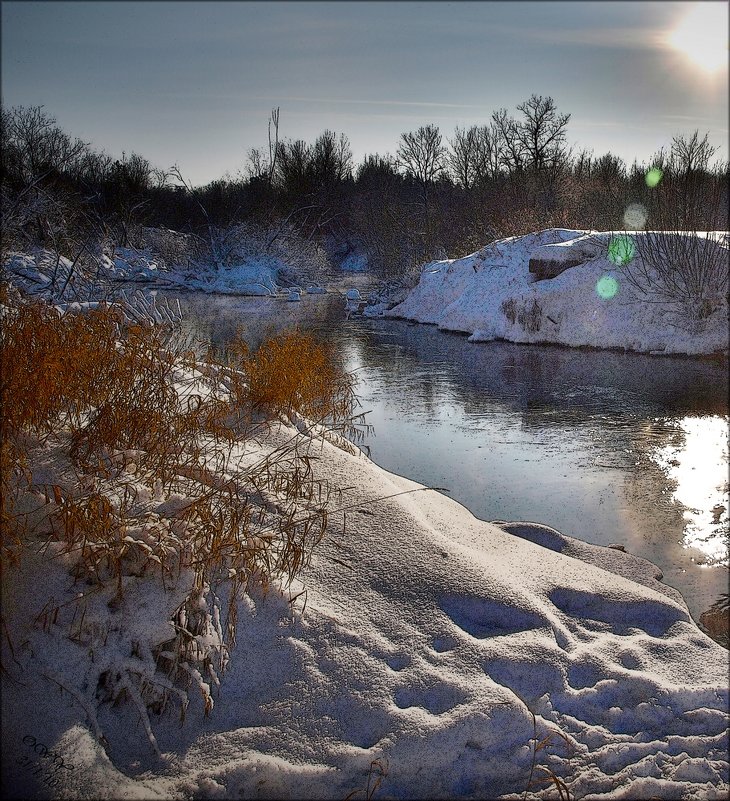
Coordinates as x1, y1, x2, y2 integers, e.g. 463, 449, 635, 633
170, 291, 730, 624
650, 416, 729, 567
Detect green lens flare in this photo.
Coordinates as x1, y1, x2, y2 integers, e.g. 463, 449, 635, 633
596, 275, 619, 300
607, 235, 636, 266
645, 168, 663, 188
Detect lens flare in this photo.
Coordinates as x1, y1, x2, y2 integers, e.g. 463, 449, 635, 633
623, 203, 648, 230
645, 168, 663, 188
596, 275, 619, 300
607, 235, 636, 266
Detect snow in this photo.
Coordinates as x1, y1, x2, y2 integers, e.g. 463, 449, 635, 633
2, 413, 728, 800
179, 259, 280, 296
388, 230, 729, 356
2, 229, 728, 798
2, 248, 282, 297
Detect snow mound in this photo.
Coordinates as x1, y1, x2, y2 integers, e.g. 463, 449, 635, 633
389, 229, 729, 356
176, 259, 280, 296
3, 422, 727, 800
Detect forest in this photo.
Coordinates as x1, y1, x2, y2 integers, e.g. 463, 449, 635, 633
2, 96, 728, 283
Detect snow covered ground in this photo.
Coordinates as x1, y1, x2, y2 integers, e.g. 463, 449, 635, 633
2, 414, 728, 800
1, 231, 728, 799
1, 247, 320, 299
387, 230, 729, 357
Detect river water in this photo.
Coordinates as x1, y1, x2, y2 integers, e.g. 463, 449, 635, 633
168, 288, 729, 628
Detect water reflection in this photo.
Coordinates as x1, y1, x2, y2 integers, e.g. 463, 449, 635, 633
651, 415, 729, 566
168, 292, 729, 626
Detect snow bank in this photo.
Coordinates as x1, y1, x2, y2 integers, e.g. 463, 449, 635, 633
2, 419, 728, 800
2, 248, 282, 297
388, 230, 729, 356
181, 259, 280, 296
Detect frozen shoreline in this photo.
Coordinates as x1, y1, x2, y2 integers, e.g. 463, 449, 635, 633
385, 229, 729, 357
2, 235, 728, 799
2, 416, 728, 800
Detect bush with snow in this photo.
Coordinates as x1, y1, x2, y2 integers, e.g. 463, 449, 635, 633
0, 299, 357, 759
389, 228, 729, 355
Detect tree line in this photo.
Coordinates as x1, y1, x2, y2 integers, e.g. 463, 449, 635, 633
1, 98, 727, 279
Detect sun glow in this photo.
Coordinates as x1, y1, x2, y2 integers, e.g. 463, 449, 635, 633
652, 415, 729, 566
668, 3, 729, 73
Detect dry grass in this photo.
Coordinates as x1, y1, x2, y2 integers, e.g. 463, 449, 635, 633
232, 329, 356, 425
0, 291, 359, 745
344, 759, 389, 801
522, 706, 573, 801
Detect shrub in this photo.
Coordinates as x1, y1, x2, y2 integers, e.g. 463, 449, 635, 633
625, 231, 729, 324
1, 294, 356, 748
238, 330, 356, 424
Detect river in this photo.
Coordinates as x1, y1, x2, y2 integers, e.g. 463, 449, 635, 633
166, 288, 729, 630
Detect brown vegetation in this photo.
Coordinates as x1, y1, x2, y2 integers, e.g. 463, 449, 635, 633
0, 293, 357, 740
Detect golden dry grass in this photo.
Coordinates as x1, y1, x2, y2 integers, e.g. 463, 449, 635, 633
0, 291, 357, 730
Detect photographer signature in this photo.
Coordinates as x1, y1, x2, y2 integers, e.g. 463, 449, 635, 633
13, 735, 75, 790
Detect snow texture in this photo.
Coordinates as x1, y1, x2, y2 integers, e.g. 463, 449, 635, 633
2, 420, 728, 800
388, 230, 729, 356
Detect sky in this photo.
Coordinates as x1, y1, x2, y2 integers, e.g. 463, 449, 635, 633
1, 0, 728, 187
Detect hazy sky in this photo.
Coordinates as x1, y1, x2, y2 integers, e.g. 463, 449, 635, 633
2, 1, 728, 186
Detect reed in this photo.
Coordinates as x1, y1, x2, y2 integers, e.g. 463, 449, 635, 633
1, 291, 358, 746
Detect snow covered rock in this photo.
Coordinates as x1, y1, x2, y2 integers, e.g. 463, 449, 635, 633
389, 229, 730, 356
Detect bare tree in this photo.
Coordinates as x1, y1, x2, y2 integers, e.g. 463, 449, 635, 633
311, 129, 353, 187
267, 107, 280, 186
448, 125, 478, 189
275, 138, 314, 198
246, 146, 269, 182
447, 124, 502, 188
491, 95, 572, 212
572, 148, 593, 180
516, 94, 571, 172
669, 130, 718, 176
491, 108, 525, 173
73, 149, 115, 185
592, 152, 626, 185
640, 132, 725, 230
397, 124, 446, 257
2, 105, 89, 184
170, 165, 224, 270
356, 153, 399, 186
397, 124, 446, 190
246, 107, 280, 187
472, 123, 503, 183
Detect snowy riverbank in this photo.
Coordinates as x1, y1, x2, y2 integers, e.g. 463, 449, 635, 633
387, 229, 729, 357
7, 228, 727, 359
2, 234, 728, 799
2, 413, 728, 800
